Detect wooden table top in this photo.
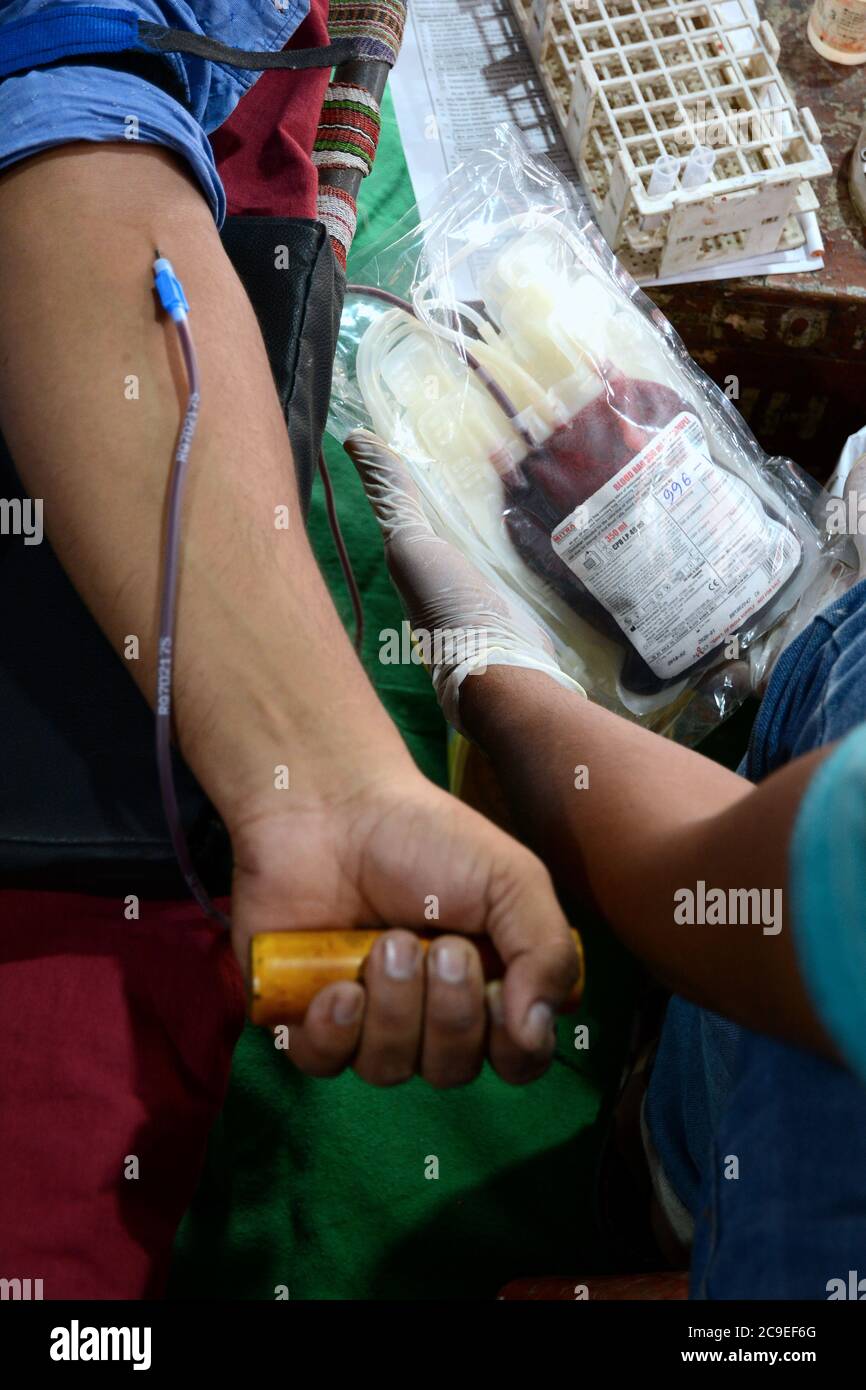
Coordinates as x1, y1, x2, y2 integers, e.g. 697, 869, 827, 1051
646, 1, 866, 476
719, 0, 865, 304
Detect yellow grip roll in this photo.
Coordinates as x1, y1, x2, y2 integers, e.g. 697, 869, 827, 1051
249, 927, 584, 1027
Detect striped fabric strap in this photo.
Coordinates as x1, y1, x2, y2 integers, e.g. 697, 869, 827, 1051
316, 3, 406, 266
327, 0, 407, 68
317, 185, 358, 271
313, 82, 381, 178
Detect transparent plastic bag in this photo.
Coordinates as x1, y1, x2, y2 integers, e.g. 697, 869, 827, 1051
329, 127, 852, 741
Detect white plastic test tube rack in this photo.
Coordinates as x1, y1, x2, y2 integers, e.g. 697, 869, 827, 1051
514, 0, 830, 280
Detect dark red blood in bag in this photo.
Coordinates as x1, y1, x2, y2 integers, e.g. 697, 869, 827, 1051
500, 369, 798, 696
517, 370, 685, 517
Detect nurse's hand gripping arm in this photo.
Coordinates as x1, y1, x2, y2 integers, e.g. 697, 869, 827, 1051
347, 430, 840, 1058
0, 143, 581, 1088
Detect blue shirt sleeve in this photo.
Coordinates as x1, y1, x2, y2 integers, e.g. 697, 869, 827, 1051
0, 0, 311, 225
790, 722, 866, 1084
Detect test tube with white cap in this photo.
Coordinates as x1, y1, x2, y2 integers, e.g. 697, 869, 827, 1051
681, 144, 716, 190
641, 153, 681, 231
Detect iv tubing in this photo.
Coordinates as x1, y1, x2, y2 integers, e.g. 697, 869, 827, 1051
346, 282, 537, 451
153, 267, 230, 928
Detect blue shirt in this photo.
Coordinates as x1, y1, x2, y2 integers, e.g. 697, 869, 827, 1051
790, 723, 866, 1083
746, 576, 866, 1083
0, 0, 312, 225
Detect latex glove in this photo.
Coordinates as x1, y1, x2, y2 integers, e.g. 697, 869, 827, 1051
345, 429, 586, 731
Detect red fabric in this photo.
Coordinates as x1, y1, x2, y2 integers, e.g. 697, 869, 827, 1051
0, 891, 244, 1299
211, 0, 331, 220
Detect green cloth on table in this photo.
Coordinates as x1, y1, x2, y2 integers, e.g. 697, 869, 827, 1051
168, 89, 639, 1301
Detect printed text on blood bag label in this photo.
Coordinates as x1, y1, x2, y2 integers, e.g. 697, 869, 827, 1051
550, 412, 801, 679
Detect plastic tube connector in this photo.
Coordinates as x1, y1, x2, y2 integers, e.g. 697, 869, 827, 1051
681, 145, 716, 191
642, 154, 681, 231
153, 252, 189, 322
648, 153, 681, 199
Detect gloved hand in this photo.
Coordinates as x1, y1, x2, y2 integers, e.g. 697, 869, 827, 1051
345, 429, 585, 731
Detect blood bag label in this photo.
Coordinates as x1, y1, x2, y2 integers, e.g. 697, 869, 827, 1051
550, 411, 801, 679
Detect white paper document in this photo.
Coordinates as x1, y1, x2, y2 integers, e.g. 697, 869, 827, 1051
390, 0, 824, 285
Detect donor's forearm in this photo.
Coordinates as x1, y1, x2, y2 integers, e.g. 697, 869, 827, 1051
0, 142, 411, 830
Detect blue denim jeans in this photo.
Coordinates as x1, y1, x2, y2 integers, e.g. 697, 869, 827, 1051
646, 576, 866, 1299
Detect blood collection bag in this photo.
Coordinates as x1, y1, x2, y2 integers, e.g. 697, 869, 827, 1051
498, 368, 804, 697
330, 129, 844, 740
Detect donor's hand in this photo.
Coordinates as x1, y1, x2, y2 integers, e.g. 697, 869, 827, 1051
229, 770, 580, 1088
